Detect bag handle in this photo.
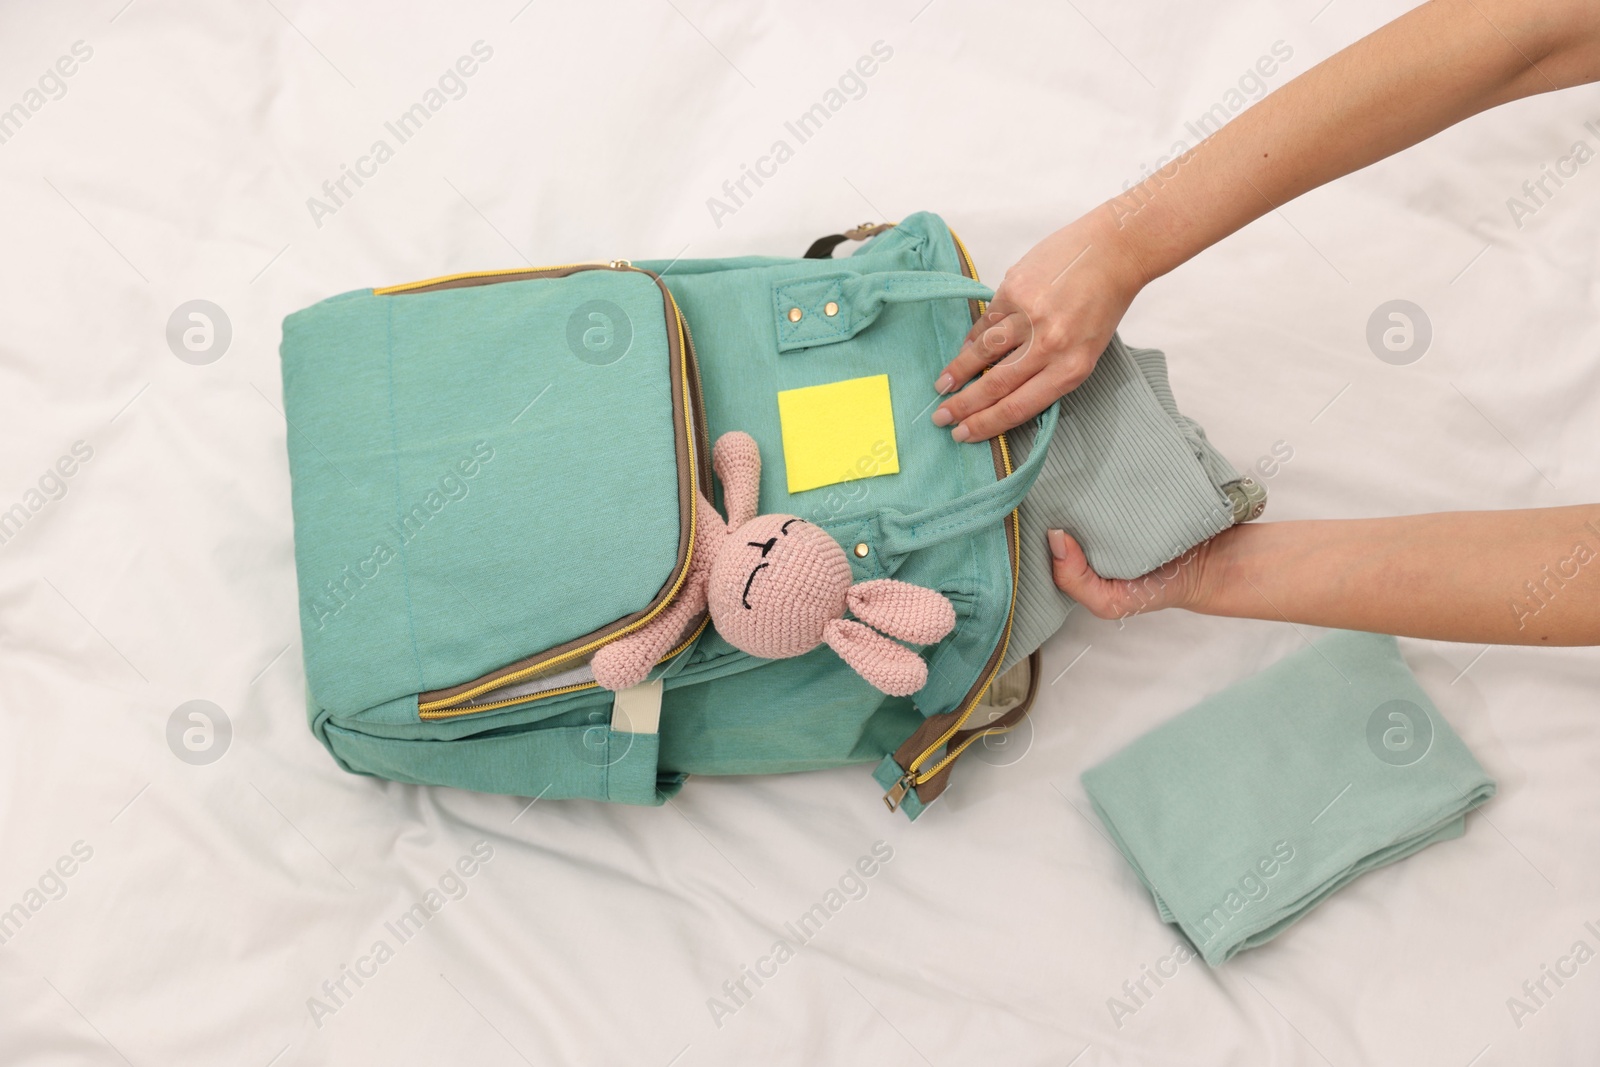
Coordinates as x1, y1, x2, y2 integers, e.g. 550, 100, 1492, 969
875, 402, 1060, 558
774, 271, 993, 354
803, 222, 895, 259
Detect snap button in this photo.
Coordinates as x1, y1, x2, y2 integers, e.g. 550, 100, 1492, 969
787, 307, 803, 323
853, 542, 870, 558
824, 301, 839, 317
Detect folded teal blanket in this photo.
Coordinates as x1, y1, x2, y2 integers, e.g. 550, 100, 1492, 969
1082, 630, 1495, 966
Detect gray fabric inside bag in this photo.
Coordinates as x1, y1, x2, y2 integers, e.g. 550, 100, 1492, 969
1004, 334, 1262, 671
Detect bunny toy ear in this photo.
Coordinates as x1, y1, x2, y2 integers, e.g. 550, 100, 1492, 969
845, 579, 956, 645
822, 619, 930, 697
712, 431, 761, 528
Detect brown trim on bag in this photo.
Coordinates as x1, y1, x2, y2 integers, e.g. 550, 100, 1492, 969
888, 501, 1018, 805
678, 308, 712, 496
909, 650, 1042, 805
948, 647, 1042, 751
888, 230, 1037, 807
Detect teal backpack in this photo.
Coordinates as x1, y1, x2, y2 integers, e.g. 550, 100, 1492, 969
279, 212, 1056, 820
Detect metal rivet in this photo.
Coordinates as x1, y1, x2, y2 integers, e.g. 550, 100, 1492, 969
853, 542, 870, 558
824, 301, 839, 317
787, 307, 803, 323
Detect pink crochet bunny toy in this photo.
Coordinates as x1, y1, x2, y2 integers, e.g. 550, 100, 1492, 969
591, 431, 955, 697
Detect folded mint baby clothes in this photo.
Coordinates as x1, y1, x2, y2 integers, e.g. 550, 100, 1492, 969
1081, 630, 1495, 966
1003, 334, 1265, 671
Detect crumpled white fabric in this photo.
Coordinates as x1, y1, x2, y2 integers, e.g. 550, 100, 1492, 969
1, 1, 1596, 1063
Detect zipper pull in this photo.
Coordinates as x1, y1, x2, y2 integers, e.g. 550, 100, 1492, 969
882, 772, 914, 812
609, 259, 632, 269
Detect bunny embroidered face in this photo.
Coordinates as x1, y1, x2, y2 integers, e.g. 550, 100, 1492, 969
591, 430, 956, 697
708, 514, 852, 659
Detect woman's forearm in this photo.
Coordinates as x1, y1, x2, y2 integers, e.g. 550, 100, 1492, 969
1190, 507, 1600, 645
935, 0, 1600, 441
1097, 0, 1600, 285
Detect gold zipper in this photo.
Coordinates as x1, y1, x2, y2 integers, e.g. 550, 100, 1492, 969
373, 263, 615, 296
885, 226, 1023, 809
948, 229, 989, 321
422, 615, 711, 719
375, 261, 706, 721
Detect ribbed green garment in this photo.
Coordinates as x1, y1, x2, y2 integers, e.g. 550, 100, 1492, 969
1003, 334, 1264, 671
1082, 630, 1496, 966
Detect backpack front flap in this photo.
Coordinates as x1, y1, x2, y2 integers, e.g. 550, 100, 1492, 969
281, 264, 710, 796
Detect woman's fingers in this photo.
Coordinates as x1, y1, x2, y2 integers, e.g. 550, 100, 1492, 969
935, 300, 1027, 395
934, 318, 1039, 425
959, 305, 1007, 350
942, 325, 1107, 439
944, 367, 1062, 442
973, 311, 1032, 367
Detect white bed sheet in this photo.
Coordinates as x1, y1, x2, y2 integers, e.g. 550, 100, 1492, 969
2, 1, 1597, 1064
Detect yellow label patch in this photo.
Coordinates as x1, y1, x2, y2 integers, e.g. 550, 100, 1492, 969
776, 373, 900, 494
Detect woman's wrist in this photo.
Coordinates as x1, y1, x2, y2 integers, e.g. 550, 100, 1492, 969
1078, 199, 1158, 299
1173, 525, 1236, 617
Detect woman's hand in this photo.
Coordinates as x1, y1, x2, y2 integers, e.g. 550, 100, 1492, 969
932, 206, 1146, 442
1047, 529, 1212, 621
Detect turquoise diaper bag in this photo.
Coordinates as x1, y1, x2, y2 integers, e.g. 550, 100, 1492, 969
279, 212, 1055, 820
